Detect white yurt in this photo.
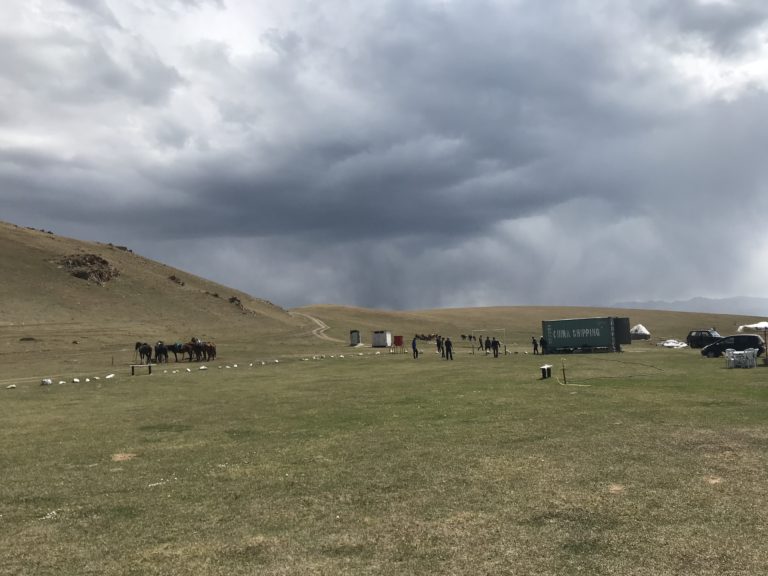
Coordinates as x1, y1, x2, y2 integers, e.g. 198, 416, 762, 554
629, 324, 651, 340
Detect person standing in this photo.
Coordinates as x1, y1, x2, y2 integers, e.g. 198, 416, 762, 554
539, 336, 547, 355
445, 337, 453, 360
491, 337, 500, 358
412, 335, 419, 359
485, 336, 491, 356
532, 337, 539, 355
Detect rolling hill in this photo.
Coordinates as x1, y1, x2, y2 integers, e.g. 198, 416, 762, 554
0, 221, 310, 377
292, 303, 754, 353
1, 219, 762, 378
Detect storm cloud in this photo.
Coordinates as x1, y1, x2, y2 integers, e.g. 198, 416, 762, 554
2, 0, 768, 309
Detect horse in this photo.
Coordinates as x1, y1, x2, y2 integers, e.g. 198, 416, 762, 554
154, 341, 168, 364
166, 342, 193, 362
135, 341, 152, 364
201, 341, 216, 361
188, 341, 204, 362
164, 338, 213, 362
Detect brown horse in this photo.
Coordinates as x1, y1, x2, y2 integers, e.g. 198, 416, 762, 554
184, 341, 202, 362
201, 341, 216, 361
163, 339, 215, 362
154, 341, 168, 363
135, 341, 152, 364
165, 343, 187, 362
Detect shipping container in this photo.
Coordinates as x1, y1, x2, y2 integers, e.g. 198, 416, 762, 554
541, 317, 631, 353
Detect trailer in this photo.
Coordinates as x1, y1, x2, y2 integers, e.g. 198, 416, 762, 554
541, 317, 631, 354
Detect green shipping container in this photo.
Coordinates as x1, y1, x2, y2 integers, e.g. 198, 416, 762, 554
541, 317, 631, 353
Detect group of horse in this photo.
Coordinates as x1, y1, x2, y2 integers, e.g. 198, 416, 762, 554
414, 333, 440, 341
134, 339, 217, 364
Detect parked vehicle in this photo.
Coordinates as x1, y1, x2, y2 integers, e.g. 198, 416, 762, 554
686, 329, 721, 349
701, 334, 765, 358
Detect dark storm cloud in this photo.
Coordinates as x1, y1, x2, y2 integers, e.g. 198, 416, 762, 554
645, 0, 768, 52
129, 1, 627, 241
2, 0, 768, 308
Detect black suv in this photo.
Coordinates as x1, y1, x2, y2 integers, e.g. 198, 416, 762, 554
701, 334, 766, 358
686, 329, 721, 348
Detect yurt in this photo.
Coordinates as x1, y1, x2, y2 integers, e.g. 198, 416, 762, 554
630, 324, 651, 340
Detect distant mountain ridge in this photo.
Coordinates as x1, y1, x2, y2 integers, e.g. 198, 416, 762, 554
612, 296, 768, 317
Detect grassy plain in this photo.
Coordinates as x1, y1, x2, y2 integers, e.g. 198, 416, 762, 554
2, 342, 768, 575
3, 221, 768, 574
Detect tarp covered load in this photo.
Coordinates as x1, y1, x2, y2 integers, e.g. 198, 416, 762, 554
737, 321, 768, 332
658, 339, 688, 349
630, 324, 651, 340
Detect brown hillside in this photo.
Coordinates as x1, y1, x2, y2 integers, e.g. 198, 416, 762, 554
0, 221, 310, 376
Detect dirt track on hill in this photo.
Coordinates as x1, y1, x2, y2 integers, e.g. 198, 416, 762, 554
289, 312, 346, 343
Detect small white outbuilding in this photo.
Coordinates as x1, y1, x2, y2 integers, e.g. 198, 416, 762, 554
371, 330, 393, 348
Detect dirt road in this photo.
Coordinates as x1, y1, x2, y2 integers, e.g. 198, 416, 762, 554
289, 312, 346, 343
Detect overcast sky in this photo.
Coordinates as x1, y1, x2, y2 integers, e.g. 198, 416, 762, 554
2, 0, 768, 309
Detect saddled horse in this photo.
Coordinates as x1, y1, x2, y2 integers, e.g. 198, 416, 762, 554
166, 342, 192, 362
187, 341, 203, 362
188, 337, 216, 362
135, 341, 153, 364
154, 341, 168, 364
163, 338, 215, 362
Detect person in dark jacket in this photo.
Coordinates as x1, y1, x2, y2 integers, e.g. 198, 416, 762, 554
444, 337, 453, 360
412, 335, 419, 359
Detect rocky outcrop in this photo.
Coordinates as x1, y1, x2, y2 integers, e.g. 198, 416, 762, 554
57, 254, 119, 285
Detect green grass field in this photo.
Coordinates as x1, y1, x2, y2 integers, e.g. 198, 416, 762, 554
2, 344, 767, 575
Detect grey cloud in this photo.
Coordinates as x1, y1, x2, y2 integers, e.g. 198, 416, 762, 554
3, 0, 768, 308
83, 41, 183, 106
0, 31, 181, 107
62, 0, 121, 28
645, 0, 768, 53
151, 118, 192, 149
174, 0, 225, 9
184, 40, 233, 72
260, 29, 304, 59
